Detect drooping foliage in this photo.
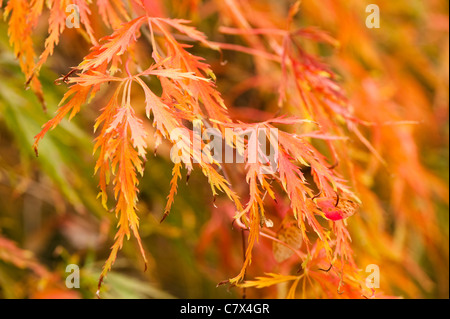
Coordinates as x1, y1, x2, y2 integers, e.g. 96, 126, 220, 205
0, 0, 448, 299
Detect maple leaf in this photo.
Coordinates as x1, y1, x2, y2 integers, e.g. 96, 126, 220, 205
34, 0, 67, 73
97, 0, 130, 29
150, 18, 231, 125
4, 0, 45, 108
161, 163, 182, 223
73, 0, 97, 45
79, 16, 147, 72
239, 273, 300, 289
33, 65, 107, 156
94, 80, 149, 293
228, 162, 265, 285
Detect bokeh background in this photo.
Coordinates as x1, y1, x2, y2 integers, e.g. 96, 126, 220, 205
0, 0, 448, 298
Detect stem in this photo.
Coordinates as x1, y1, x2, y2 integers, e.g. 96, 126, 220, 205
241, 229, 247, 299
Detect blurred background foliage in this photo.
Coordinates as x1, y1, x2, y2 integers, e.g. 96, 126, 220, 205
0, 0, 448, 298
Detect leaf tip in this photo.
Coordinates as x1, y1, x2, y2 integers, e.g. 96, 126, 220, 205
160, 212, 169, 223
33, 145, 39, 157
